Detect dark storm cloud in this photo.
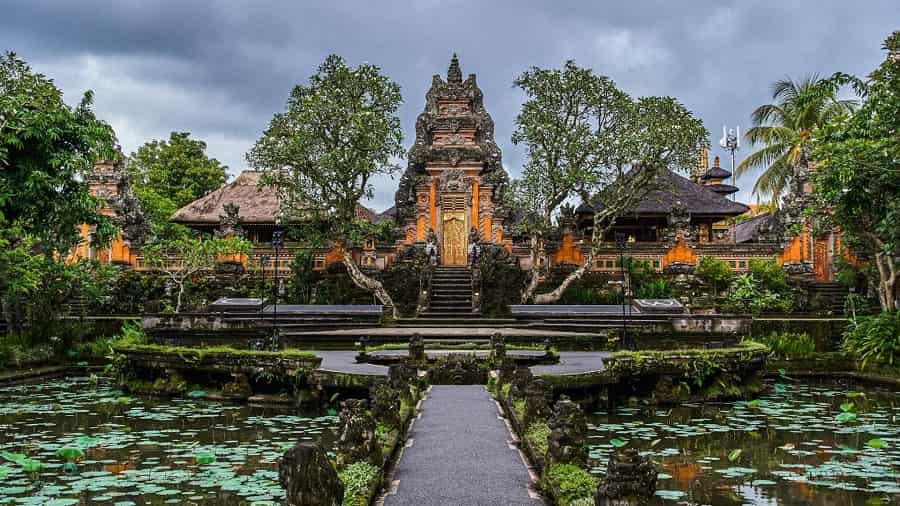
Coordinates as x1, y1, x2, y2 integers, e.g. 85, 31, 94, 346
2, 1, 897, 210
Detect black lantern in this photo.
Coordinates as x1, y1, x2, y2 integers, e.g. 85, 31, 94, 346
270, 227, 285, 351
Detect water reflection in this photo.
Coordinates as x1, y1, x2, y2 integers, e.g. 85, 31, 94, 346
0, 377, 338, 505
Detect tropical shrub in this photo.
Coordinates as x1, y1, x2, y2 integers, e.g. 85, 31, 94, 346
723, 260, 795, 314
524, 421, 550, 456
476, 245, 527, 317
543, 463, 596, 506
337, 461, 380, 506
753, 331, 816, 359
634, 278, 673, 299
842, 311, 900, 368
695, 256, 733, 296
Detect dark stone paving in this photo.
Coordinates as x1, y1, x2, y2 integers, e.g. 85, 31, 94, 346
315, 351, 388, 376
385, 385, 541, 506
510, 304, 640, 315
530, 351, 610, 376
370, 350, 546, 358
312, 351, 609, 377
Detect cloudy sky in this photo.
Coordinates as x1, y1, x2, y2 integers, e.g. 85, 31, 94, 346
3, 1, 897, 211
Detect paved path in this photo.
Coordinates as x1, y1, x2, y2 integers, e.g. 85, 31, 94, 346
384, 385, 541, 506
312, 351, 610, 377
530, 351, 611, 376
370, 349, 546, 358
292, 326, 603, 338
315, 351, 388, 376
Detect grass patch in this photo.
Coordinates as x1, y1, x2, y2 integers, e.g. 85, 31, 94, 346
338, 461, 380, 506
543, 463, 596, 506
525, 420, 550, 456
747, 331, 816, 359
114, 343, 318, 360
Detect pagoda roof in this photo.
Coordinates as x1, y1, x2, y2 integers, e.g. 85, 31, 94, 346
701, 166, 733, 180
579, 167, 749, 218
171, 170, 377, 225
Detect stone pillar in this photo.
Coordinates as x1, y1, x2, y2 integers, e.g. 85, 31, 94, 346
523, 378, 551, 427
546, 395, 588, 467
490, 332, 506, 365
336, 399, 381, 468
369, 381, 401, 429
279, 442, 344, 506
594, 448, 658, 506
408, 333, 426, 364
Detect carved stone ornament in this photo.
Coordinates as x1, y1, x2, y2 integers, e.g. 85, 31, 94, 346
217, 202, 244, 239
523, 378, 552, 426
594, 448, 658, 506
369, 381, 401, 428
408, 333, 426, 363
336, 399, 381, 467
546, 395, 588, 467
441, 169, 467, 192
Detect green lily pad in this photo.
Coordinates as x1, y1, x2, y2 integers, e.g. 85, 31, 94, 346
194, 452, 217, 465
610, 438, 627, 448
728, 449, 742, 462
865, 438, 888, 449
56, 447, 85, 461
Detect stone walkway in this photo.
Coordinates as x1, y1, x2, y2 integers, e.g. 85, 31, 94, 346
311, 351, 611, 377
530, 351, 611, 376
384, 385, 541, 506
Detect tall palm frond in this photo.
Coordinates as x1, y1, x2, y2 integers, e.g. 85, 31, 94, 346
740, 73, 858, 202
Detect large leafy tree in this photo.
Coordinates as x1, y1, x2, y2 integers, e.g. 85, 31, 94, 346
511, 61, 708, 304
0, 51, 118, 253
142, 236, 251, 313
813, 32, 900, 311
128, 131, 228, 239
736, 74, 857, 200
510, 62, 630, 302
247, 55, 404, 316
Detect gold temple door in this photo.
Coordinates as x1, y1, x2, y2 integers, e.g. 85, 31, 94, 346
441, 212, 467, 265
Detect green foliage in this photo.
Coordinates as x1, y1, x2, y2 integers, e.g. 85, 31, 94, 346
812, 32, 900, 311
695, 256, 733, 296
723, 259, 794, 314
286, 250, 315, 304
128, 131, 227, 241
0, 52, 118, 253
737, 72, 858, 200
338, 461, 380, 506
476, 245, 527, 316
842, 311, 900, 368
525, 421, 550, 456
543, 463, 596, 506
142, 235, 252, 312
752, 331, 817, 359
634, 278, 672, 299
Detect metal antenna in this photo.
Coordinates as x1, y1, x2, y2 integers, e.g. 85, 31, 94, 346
720, 125, 740, 243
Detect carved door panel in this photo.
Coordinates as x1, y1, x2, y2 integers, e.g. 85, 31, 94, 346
441, 212, 467, 265
813, 238, 829, 281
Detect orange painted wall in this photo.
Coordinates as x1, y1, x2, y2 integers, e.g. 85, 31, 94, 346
429, 181, 437, 232
661, 238, 697, 268
553, 233, 584, 265
471, 181, 479, 231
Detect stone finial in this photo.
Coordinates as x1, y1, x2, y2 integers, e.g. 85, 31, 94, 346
523, 378, 552, 426
490, 332, 507, 364
279, 442, 344, 506
370, 382, 401, 428
546, 395, 588, 467
447, 52, 462, 83
408, 333, 426, 364
336, 399, 381, 467
594, 448, 658, 506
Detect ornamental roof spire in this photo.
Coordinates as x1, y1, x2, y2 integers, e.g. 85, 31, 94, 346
447, 53, 462, 83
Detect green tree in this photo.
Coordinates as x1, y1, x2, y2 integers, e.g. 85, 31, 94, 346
0, 51, 118, 253
128, 131, 228, 240
515, 61, 708, 304
510, 61, 631, 302
695, 256, 733, 297
247, 55, 404, 317
813, 32, 900, 311
142, 236, 251, 313
736, 74, 857, 200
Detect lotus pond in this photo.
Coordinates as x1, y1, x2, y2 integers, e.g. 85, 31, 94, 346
587, 378, 900, 505
0, 376, 339, 505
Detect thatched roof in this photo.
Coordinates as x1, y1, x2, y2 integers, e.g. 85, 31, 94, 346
171, 170, 377, 225
577, 168, 749, 218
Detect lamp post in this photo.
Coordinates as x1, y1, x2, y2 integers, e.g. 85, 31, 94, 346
271, 227, 285, 352
259, 254, 270, 313
614, 232, 631, 351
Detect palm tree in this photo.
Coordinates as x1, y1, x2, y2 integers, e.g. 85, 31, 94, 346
737, 74, 857, 201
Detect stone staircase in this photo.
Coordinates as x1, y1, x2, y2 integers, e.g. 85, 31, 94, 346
420, 266, 478, 319
808, 282, 850, 314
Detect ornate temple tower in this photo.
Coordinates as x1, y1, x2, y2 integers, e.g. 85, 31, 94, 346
394, 54, 509, 265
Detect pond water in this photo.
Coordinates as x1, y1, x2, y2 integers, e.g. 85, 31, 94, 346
0, 377, 339, 505
587, 378, 900, 505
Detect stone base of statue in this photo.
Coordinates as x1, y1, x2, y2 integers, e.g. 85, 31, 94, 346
594, 448, 658, 506
279, 442, 344, 506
